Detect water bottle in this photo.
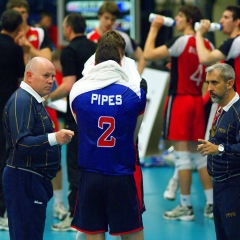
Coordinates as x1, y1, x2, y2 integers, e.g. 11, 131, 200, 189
149, 13, 176, 27
194, 22, 222, 32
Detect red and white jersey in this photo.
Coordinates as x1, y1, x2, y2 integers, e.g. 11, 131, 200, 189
26, 26, 52, 50
218, 35, 240, 94
166, 35, 214, 96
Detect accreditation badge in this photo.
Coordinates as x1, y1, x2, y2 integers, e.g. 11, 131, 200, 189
52, 120, 55, 130
210, 126, 216, 137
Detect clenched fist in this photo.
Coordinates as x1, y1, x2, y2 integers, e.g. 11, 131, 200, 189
56, 129, 74, 145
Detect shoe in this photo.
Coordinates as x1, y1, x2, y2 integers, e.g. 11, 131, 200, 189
0, 217, 9, 230
51, 213, 77, 231
163, 205, 194, 221
163, 178, 179, 200
53, 202, 68, 220
204, 204, 214, 219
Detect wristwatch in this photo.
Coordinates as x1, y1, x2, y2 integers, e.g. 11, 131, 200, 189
218, 144, 224, 156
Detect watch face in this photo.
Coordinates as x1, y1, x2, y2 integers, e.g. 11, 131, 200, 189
219, 145, 224, 152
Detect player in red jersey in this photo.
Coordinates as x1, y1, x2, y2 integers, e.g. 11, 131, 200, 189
7, 0, 52, 64
196, 5, 240, 93
87, 1, 146, 75
144, 4, 214, 221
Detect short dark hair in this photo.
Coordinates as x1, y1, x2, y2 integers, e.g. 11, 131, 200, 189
225, 6, 240, 21
40, 12, 52, 21
98, 1, 120, 18
6, 0, 29, 13
1, 10, 23, 33
95, 43, 121, 65
98, 30, 126, 56
65, 13, 86, 33
178, 4, 204, 30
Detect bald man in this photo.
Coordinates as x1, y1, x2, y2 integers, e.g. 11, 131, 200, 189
2, 57, 74, 240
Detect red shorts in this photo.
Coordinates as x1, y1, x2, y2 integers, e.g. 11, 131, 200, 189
71, 170, 143, 235
164, 95, 205, 141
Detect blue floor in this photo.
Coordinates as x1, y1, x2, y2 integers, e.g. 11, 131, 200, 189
0, 146, 216, 240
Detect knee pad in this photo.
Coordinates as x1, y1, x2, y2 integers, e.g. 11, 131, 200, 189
174, 151, 192, 170
191, 153, 207, 170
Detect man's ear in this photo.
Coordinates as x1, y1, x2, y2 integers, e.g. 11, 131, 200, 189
25, 70, 32, 82
227, 79, 235, 89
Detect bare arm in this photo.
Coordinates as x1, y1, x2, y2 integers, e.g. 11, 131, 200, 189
196, 20, 225, 65
49, 75, 76, 101
132, 46, 147, 75
29, 46, 52, 61
143, 15, 169, 60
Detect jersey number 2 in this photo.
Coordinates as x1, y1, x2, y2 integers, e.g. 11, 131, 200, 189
97, 116, 116, 147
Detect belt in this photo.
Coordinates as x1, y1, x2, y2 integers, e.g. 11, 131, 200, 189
212, 173, 240, 182
7, 165, 51, 181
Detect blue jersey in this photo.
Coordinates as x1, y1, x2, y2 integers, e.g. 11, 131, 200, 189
70, 61, 146, 175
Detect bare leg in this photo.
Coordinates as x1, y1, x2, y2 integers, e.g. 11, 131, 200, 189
86, 233, 105, 240
198, 167, 213, 190
121, 230, 144, 240
52, 170, 63, 191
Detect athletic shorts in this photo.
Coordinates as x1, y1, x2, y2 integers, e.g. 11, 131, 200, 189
134, 143, 146, 213
163, 95, 205, 141
71, 170, 143, 235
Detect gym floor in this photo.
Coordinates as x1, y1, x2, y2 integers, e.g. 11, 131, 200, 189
0, 146, 215, 240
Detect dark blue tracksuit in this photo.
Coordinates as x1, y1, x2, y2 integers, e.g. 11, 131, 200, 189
208, 97, 240, 240
2, 86, 61, 240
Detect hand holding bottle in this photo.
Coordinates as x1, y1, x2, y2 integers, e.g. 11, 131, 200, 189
195, 19, 222, 33
149, 13, 176, 27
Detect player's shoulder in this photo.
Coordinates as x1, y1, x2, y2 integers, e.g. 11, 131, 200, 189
28, 26, 44, 34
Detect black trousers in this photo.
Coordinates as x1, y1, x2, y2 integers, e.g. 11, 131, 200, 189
0, 113, 7, 217
66, 121, 80, 217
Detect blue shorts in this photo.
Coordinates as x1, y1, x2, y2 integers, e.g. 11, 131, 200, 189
3, 166, 53, 240
71, 170, 143, 235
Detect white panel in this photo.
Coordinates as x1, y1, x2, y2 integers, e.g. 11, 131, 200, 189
138, 68, 169, 158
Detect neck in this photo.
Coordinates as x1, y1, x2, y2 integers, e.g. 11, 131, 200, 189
96, 26, 107, 36
69, 33, 84, 41
229, 28, 240, 38
183, 26, 195, 35
23, 23, 29, 34
220, 90, 236, 108
1, 30, 15, 39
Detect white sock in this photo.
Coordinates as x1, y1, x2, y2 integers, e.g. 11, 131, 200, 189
204, 189, 213, 205
180, 194, 191, 207
53, 189, 63, 206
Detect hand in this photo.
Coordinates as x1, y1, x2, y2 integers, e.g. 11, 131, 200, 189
197, 139, 218, 156
150, 15, 164, 31
43, 95, 50, 106
196, 19, 211, 35
165, 62, 171, 70
56, 129, 74, 145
